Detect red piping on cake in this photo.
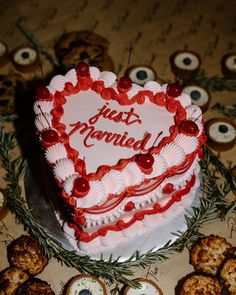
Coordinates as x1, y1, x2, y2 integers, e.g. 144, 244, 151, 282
72, 174, 196, 242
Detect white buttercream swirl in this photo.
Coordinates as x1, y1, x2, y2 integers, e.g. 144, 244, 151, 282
122, 162, 145, 186
176, 92, 191, 107
53, 158, 75, 181
76, 180, 106, 208
126, 83, 143, 98
35, 113, 52, 132
45, 143, 67, 164
144, 81, 162, 93
64, 69, 77, 86
89, 66, 101, 81
102, 170, 126, 195
99, 71, 117, 87
63, 174, 79, 194
146, 154, 167, 178
33, 101, 53, 114
160, 143, 185, 167
186, 105, 202, 121
174, 134, 199, 154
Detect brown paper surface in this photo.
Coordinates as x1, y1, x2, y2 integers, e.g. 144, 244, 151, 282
0, 0, 236, 294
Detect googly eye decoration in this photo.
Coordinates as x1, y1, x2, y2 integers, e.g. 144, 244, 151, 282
11, 45, 39, 73
0, 41, 9, 67
170, 50, 201, 80
206, 118, 236, 151
183, 85, 211, 113
64, 275, 107, 295
123, 278, 163, 295
221, 52, 236, 78
125, 65, 157, 86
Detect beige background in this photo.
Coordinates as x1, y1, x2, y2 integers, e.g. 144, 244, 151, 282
0, 0, 236, 294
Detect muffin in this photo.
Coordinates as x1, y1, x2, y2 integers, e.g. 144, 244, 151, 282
0, 267, 29, 295
7, 235, 48, 275
219, 257, 236, 295
16, 278, 55, 295
189, 235, 235, 275
177, 273, 222, 295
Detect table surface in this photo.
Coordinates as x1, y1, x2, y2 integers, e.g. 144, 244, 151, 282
0, 0, 236, 294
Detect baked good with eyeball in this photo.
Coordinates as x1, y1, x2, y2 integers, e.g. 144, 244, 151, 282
205, 118, 236, 152
221, 52, 236, 78
125, 65, 157, 86
170, 50, 201, 80
7, 235, 48, 275
123, 278, 163, 295
11, 45, 40, 73
64, 275, 107, 295
183, 85, 211, 113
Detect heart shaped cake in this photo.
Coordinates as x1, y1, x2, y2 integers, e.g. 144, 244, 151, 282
34, 63, 206, 259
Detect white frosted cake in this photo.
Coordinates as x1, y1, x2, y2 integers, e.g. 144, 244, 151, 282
34, 63, 206, 259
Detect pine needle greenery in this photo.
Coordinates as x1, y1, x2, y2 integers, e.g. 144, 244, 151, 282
0, 125, 235, 288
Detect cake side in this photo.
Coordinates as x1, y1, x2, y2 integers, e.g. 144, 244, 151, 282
34, 64, 205, 254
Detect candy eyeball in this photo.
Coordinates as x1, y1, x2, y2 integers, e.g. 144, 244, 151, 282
221, 53, 236, 78
125, 65, 156, 85
11, 45, 39, 73
183, 85, 211, 112
170, 51, 201, 80
123, 278, 163, 295
64, 275, 107, 295
206, 118, 236, 151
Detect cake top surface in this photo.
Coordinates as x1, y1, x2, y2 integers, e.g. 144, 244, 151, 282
34, 64, 205, 211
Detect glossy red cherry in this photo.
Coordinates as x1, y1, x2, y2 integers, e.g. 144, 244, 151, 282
72, 177, 90, 198
124, 201, 135, 212
118, 76, 132, 92
162, 183, 174, 194
41, 129, 59, 143
136, 153, 154, 170
77, 62, 90, 77
180, 120, 199, 136
36, 86, 51, 100
167, 82, 182, 97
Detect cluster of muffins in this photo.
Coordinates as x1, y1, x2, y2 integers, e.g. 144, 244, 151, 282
0, 235, 54, 295
176, 235, 236, 294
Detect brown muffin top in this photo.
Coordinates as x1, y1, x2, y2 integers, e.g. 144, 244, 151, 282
7, 235, 48, 276
189, 235, 234, 275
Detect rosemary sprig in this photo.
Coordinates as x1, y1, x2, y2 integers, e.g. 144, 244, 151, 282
212, 103, 236, 118
183, 71, 236, 92
0, 126, 235, 288
17, 21, 61, 69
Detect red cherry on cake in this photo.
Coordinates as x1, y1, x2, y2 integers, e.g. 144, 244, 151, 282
118, 76, 132, 92
162, 183, 174, 194
179, 120, 199, 136
76, 62, 90, 77
41, 129, 59, 143
167, 82, 182, 97
36, 86, 51, 100
72, 177, 90, 198
136, 153, 154, 170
